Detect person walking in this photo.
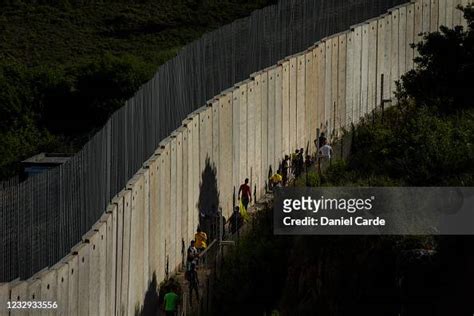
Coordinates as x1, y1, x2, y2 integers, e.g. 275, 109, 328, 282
318, 140, 333, 174
187, 240, 198, 270
238, 178, 252, 211
270, 169, 283, 189
194, 227, 208, 253
229, 206, 243, 234
188, 263, 200, 306
282, 155, 290, 186
163, 286, 179, 316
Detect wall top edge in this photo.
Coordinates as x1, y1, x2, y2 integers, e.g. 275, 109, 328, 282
99, 212, 110, 222
390, 2, 412, 11
350, 21, 370, 30
71, 241, 86, 254
27, 268, 48, 282
159, 137, 172, 148
111, 192, 124, 204
220, 87, 235, 96
83, 229, 97, 241
6, 279, 22, 287
58, 253, 76, 266
234, 78, 253, 88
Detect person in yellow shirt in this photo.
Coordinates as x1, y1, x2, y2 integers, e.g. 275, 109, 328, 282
269, 170, 283, 189
194, 227, 207, 252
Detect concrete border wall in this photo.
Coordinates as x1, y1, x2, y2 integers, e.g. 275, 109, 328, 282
3, 1, 470, 314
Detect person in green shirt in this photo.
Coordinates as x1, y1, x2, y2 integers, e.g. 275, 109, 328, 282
163, 286, 179, 316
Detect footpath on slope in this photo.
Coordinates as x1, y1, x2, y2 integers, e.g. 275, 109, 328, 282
171, 193, 274, 316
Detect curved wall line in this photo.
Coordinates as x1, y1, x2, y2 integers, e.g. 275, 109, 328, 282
1, 0, 470, 315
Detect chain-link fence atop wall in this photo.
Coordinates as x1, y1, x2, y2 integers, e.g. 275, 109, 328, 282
0, 0, 407, 282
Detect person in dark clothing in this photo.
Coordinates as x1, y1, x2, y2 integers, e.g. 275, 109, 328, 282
297, 148, 304, 176
188, 263, 199, 306
317, 133, 327, 150
238, 178, 252, 210
282, 155, 290, 186
229, 206, 243, 234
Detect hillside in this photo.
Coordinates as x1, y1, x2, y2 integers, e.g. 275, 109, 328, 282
0, 0, 275, 180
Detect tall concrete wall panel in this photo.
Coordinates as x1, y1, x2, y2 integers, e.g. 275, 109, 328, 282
175, 131, 183, 267
73, 243, 89, 316
212, 100, 220, 173
376, 17, 386, 108
406, 4, 416, 71
361, 24, 370, 118
98, 221, 108, 316
192, 117, 200, 237
399, 7, 408, 76
345, 33, 354, 125
431, 0, 440, 31
446, 0, 454, 27
0, 283, 9, 315
120, 190, 132, 315
324, 39, 332, 132
10, 281, 29, 315
232, 89, 241, 198
439, 0, 447, 27
251, 76, 263, 200
352, 26, 363, 124
181, 128, 189, 247
170, 137, 178, 271
423, 0, 432, 33
163, 141, 172, 278
104, 205, 117, 316
367, 21, 378, 114
274, 64, 286, 165
238, 83, 249, 185
281, 61, 290, 156
84, 229, 100, 316
315, 44, 324, 130
383, 14, 393, 101
267, 68, 276, 173
330, 37, 339, 136
391, 9, 400, 100
453, 0, 462, 26
337, 35, 347, 132
27, 276, 42, 310
39, 269, 57, 316
296, 54, 306, 149
260, 71, 268, 193
289, 57, 298, 152
305, 49, 316, 152
112, 193, 125, 315
247, 80, 256, 192
199, 107, 213, 170
415, 0, 424, 58
219, 91, 234, 216
462, 0, 472, 29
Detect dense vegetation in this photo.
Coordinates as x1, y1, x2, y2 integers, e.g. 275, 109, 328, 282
0, 0, 275, 180
212, 6, 474, 316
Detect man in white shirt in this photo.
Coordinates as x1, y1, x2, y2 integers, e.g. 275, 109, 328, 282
318, 143, 333, 159
318, 141, 333, 174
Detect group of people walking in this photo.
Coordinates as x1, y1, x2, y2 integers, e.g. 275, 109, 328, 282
164, 132, 333, 315
269, 132, 333, 188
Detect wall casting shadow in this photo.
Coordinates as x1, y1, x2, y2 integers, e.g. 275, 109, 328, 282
197, 157, 220, 239
136, 272, 159, 316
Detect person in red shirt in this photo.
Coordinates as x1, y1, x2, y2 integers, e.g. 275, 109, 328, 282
238, 178, 252, 210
